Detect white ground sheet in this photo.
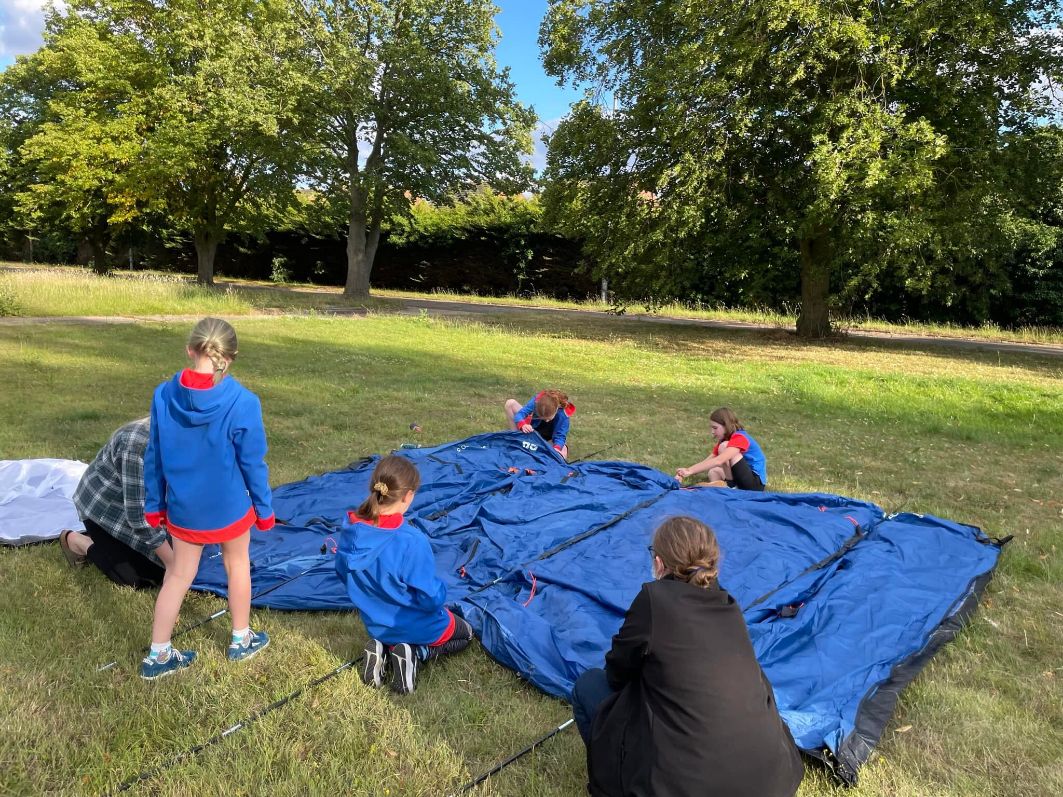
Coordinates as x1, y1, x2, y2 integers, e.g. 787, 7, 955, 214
0, 459, 88, 545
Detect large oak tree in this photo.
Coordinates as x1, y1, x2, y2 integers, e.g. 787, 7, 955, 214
540, 0, 1062, 337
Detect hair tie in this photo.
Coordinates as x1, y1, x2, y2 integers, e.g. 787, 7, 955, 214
373, 481, 389, 497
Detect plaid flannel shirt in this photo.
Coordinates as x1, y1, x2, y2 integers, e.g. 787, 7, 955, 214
73, 419, 166, 562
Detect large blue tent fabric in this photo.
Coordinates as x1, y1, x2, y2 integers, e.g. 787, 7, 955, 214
191, 432, 1004, 783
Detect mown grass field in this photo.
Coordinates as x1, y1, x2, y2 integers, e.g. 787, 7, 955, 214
0, 270, 1061, 796
4, 262, 1062, 345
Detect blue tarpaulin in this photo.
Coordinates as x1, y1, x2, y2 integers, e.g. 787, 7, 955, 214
191, 432, 1003, 782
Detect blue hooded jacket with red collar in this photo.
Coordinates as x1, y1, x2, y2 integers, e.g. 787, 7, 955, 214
514, 391, 576, 452
335, 512, 452, 645
143, 370, 274, 536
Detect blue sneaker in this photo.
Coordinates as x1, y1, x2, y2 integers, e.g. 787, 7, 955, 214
139, 648, 196, 680
228, 629, 269, 662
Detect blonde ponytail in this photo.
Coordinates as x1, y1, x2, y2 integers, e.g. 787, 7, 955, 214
188, 318, 238, 385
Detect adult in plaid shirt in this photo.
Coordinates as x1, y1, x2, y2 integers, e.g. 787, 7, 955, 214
60, 418, 174, 588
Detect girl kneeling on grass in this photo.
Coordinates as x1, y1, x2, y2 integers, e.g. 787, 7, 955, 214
571, 516, 803, 797
505, 389, 576, 459
675, 407, 767, 491
336, 455, 473, 694
140, 318, 275, 680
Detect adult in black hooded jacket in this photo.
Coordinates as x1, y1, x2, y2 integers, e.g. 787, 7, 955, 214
572, 516, 803, 797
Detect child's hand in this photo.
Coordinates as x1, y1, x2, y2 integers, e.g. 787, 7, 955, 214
518, 421, 534, 433
675, 467, 689, 480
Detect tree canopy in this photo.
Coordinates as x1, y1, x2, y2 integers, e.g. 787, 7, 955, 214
540, 0, 1063, 336
293, 0, 537, 297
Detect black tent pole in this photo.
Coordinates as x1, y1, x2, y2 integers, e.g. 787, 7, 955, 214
448, 718, 575, 795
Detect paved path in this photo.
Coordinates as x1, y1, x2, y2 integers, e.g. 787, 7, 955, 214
2, 284, 1060, 359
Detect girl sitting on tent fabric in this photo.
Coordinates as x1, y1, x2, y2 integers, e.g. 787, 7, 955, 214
505, 389, 575, 459
675, 407, 767, 490
571, 516, 803, 797
336, 455, 473, 694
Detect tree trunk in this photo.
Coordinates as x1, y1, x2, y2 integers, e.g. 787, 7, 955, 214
345, 214, 372, 299
344, 181, 381, 299
796, 229, 832, 338
194, 229, 219, 286
89, 238, 110, 275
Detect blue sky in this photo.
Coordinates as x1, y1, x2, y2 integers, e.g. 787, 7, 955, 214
495, 1, 581, 122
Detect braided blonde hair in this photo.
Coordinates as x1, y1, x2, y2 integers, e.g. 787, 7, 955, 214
188, 318, 238, 385
652, 516, 721, 588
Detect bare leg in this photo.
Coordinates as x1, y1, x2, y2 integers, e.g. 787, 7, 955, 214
504, 399, 522, 429
708, 465, 727, 482
221, 531, 252, 633
150, 537, 204, 645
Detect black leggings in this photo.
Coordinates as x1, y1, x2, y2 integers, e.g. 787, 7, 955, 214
83, 518, 165, 589
728, 457, 765, 491
423, 616, 474, 661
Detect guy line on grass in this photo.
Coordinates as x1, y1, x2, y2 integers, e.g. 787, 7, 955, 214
102, 492, 662, 792
96, 548, 325, 672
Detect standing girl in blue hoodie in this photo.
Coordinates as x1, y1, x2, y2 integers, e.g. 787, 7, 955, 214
336, 455, 473, 694
140, 318, 275, 679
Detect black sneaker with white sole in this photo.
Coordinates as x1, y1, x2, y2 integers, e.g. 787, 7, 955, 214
387, 643, 419, 694
361, 638, 387, 688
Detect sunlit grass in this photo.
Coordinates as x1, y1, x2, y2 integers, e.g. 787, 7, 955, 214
3, 262, 1060, 345
0, 310, 1059, 796
0, 268, 257, 317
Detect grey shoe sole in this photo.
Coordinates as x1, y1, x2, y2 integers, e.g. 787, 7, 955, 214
388, 644, 417, 695
361, 640, 386, 688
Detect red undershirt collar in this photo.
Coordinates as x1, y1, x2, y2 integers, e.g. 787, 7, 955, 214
180, 369, 216, 390
346, 512, 404, 529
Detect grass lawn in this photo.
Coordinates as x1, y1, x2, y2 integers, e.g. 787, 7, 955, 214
0, 278, 1061, 795
0, 265, 388, 317
4, 262, 1062, 346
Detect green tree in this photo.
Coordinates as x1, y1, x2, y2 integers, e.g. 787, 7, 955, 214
2, 0, 306, 284
0, 17, 141, 272
540, 0, 1063, 336
295, 0, 537, 298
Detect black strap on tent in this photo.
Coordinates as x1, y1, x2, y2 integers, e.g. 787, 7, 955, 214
461, 491, 670, 601
447, 718, 575, 795
455, 539, 481, 578
428, 453, 464, 475
104, 657, 362, 795
425, 483, 514, 522
745, 525, 865, 610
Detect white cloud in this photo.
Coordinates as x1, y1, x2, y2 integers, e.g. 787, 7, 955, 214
0, 0, 50, 59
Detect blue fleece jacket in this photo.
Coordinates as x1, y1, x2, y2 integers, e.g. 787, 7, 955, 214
335, 513, 451, 646
514, 392, 575, 451
144, 372, 273, 535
